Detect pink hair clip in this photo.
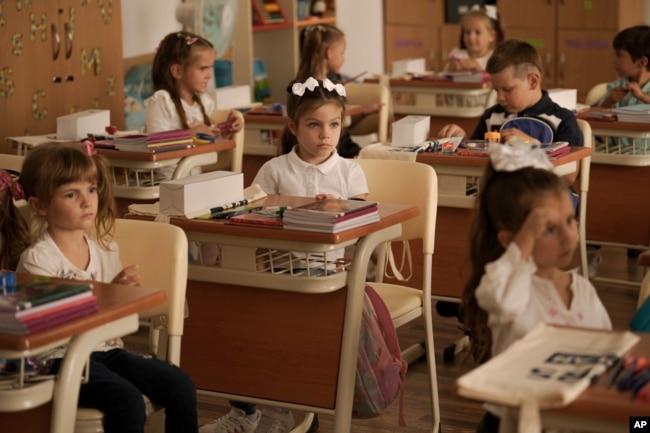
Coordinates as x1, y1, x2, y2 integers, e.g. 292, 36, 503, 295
185, 36, 198, 45
82, 140, 97, 157
0, 169, 25, 201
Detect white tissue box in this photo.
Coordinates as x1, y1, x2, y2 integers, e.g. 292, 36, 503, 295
159, 171, 244, 217
392, 58, 426, 77
548, 88, 577, 110
391, 115, 430, 147
56, 109, 110, 140
213, 85, 252, 110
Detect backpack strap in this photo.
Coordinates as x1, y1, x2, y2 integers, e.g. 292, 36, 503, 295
364, 284, 408, 426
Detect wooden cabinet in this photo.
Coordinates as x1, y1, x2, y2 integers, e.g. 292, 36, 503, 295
0, 1, 125, 148
499, 0, 645, 101
232, 0, 338, 105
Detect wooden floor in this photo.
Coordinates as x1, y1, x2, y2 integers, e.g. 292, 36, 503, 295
125, 245, 645, 433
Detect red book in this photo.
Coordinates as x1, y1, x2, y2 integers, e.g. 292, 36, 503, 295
227, 212, 283, 228
24, 302, 99, 334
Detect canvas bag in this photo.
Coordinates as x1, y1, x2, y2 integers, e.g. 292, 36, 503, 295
353, 284, 408, 425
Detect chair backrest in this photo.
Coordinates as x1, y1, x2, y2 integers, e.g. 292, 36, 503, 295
112, 218, 188, 364
585, 82, 608, 106
576, 119, 592, 279
0, 153, 24, 172
355, 159, 438, 254
345, 82, 391, 143
206, 109, 245, 173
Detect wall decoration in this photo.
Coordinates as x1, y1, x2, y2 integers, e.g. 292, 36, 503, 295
11, 33, 23, 56
31, 89, 47, 120
106, 75, 116, 96
0, 67, 14, 98
29, 12, 46, 42
17, 1, 33, 13
99, 0, 113, 24
81, 48, 101, 76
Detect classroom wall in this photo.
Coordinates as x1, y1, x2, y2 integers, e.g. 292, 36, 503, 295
121, 1, 650, 71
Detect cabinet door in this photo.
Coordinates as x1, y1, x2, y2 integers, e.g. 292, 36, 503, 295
384, 25, 437, 72
61, 0, 125, 129
498, 0, 555, 29
384, 0, 444, 26
557, 0, 644, 31
0, 2, 63, 142
504, 28, 556, 90
557, 30, 618, 101
438, 24, 461, 71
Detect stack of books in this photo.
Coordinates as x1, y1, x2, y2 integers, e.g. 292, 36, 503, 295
282, 199, 379, 233
612, 104, 650, 123
113, 129, 194, 153
539, 141, 571, 158
0, 276, 97, 335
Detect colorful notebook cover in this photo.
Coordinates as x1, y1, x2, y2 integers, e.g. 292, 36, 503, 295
0, 278, 93, 312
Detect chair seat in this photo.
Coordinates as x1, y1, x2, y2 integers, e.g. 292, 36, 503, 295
371, 283, 423, 323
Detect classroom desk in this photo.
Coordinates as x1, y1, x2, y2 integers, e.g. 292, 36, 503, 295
458, 331, 650, 433
358, 144, 592, 300
578, 118, 650, 252
127, 195, 417, 433
0, 275, 166, 433
365, 77, 495, 136
242, 105, 364, 156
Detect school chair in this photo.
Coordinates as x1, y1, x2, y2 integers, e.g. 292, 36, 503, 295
585, 82, 608, 106
75, 219, 189, 433
355, 158, 440, 433
195, 109, 245, 174
345, 80, 391, 144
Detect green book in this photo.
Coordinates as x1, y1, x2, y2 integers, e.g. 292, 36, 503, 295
0, 276, 93, 312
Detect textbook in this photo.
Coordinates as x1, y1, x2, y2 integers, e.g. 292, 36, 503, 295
0, 278, 93, 312
227, 211, 283, 228
282, 199, 380, 233
612, 104, 650, 123
282, 199, 378, 222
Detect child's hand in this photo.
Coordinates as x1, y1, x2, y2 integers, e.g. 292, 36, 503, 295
500, 128, 541, 145
315, 193, 337, 200
362, 103, 383, 116
112, 264, 141, 286
190, 123, 218, 137
513, 205, 561, 259
453, 58, 482, 72
626, 82, 645, 100
437, 124, 466, 139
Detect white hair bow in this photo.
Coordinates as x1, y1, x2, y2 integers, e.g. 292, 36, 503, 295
488, 143, 553, 172
322, 78, 346, 97
291, 77, 320, 96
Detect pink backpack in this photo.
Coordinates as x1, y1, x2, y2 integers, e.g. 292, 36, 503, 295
353, 284, 408, 425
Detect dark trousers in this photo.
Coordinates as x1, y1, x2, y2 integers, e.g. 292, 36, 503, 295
50, 349, 198, 433
477, 412, 500, 433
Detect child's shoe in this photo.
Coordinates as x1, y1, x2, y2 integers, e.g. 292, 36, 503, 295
199, 407, 262, 433
256, 407, 295, 433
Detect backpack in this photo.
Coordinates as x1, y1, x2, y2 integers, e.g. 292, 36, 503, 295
353, 284, 408, 425
500, 116, 554, 144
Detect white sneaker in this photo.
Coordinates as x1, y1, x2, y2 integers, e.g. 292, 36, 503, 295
200, 407, 262, 433
256, 407, 295, 433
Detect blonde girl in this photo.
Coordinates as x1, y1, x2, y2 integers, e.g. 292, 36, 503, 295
2, 142, 198, 433
445, 7, 503, 72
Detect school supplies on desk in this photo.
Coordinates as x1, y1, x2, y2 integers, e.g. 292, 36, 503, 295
227, 208, 284, 228
282, 199, 380, 233
612, 104, 650, 123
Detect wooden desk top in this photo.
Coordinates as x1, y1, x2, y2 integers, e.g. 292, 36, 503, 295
365, 77, 491, 89
577, 110, 650, 131
414, 146, 592, 168
548, 332, 650, 422
128, 195, 418, 245
94, 140, 234, 162
243, 105, 364, 125
0, 275, 166, 351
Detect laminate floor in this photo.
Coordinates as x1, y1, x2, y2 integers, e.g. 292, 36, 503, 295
125, 245, 645, 433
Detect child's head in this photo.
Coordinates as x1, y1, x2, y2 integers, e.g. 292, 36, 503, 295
486, 39, 543, 113
458, 8, 503, 57
462, 144, 572, 363
297, 24, 346, 81
281, 77, 347, 162
152, 31, 215, 128
612, 25, 650, 79
21, 142, 116, 244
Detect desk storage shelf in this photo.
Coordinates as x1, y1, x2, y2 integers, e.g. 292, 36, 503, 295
593, 137, 650, 166
392, 86, 495, 117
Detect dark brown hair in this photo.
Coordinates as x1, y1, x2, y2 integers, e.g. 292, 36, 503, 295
151, 31, 214, 129
486, 39, 543, 79
461, 164, 566, 364
613, 25, 650, 71
280, 79, 347, 154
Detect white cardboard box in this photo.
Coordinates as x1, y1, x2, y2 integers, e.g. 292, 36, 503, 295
213, 85, 252, 110
159, 171, 244, 217
548, 88, 577, 111
392, 58, 426, 77
56, 109, 110, 140
391, 115, 430, 147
